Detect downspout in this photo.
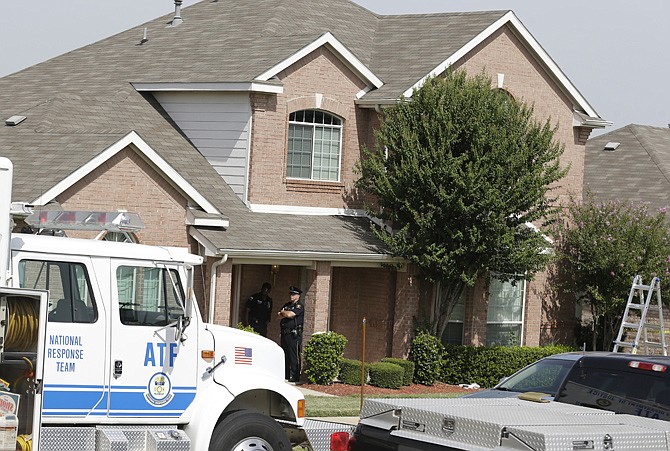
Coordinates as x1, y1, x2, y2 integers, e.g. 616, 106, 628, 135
208, 254, 228, 324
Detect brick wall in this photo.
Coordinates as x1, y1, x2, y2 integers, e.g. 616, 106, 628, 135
330, 266, 395, 361
57, 147, 190, 247
248, 47, 370, 209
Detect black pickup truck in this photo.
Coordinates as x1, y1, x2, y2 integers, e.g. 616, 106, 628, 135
342, 352, 670, 451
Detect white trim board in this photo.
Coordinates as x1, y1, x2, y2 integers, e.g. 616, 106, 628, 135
403, 11, 601, 120
132, 82, 283, 94
256, 32, 383, 90
31, 131, 221, 215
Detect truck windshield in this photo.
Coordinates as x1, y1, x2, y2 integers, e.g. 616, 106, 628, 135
497, 358, 574, 396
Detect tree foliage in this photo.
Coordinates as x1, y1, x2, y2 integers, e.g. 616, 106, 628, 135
355, 70, 567, 338
552, 196, 670, 350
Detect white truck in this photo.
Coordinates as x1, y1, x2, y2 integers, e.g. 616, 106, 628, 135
0, 156, 305, 450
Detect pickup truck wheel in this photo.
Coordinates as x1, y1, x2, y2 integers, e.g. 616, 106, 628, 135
209, 410, 291, 451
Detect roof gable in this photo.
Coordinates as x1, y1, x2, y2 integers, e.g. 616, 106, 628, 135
256, 32, 383, 92
32, 131, 221, 215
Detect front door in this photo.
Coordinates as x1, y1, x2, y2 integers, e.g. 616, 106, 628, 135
108, 260, 197, 418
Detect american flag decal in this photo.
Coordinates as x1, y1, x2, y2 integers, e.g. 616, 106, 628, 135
235, 346, 253, 365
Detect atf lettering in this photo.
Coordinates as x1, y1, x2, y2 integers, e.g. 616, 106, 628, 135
144, 342, 178, 367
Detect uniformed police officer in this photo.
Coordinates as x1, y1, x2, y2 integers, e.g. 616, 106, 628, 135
246, 282, 272, 337
278, 285, 304, 382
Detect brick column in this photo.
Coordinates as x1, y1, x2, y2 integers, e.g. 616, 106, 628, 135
213, 258, 233, 326
391, 269, 421, 358
523, 274, 545, 347
464, 278, 487, 346
305, 261, 332, 337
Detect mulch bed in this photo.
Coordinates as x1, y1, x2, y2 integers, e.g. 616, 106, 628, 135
299, 381, 477, 396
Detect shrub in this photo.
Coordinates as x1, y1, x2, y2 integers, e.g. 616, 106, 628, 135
410, 331, 444, 385
340, 359, 368, 386
441, 344, 575, 387
381, 358, 415, 386
368, 362, 404, 389
303, 332, 347, 385
235, 322, 258, 335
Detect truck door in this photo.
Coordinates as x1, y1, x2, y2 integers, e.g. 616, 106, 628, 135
0, 287, 48, 451
16, 257, 108, 421
108, 260, 198, 418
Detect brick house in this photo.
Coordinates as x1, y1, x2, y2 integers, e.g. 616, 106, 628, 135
0, 0, 608, 360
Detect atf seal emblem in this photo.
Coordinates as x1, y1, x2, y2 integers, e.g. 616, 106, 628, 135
145, 372, 173, 406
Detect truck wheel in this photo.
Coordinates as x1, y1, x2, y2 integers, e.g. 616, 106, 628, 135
209, 410, 291, 451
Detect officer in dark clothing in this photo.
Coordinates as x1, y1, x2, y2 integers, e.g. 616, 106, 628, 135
278, 285, 304, 382
246, 282, 272, 337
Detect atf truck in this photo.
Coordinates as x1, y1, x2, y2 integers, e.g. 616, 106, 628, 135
0, 156, 305, 450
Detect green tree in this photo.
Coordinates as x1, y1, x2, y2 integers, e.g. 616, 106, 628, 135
355, 70, 567, 339
553, 196, 670, 350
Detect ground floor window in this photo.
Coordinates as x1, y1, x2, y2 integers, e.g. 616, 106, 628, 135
441, 288, 466, 345
486, 275, 525, 346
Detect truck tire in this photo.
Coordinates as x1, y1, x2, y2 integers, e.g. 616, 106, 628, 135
209, 410, 291, 451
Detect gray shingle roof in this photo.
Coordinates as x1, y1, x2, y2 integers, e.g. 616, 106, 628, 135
0, 0, 513, 257
585, 124, 670, 212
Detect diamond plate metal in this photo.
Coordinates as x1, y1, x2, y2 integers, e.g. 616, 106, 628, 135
96, 428, 128, 451
40, 427, 96, 451
303, 419, 355, 451
146, 430, 190, 451
360, 397, 670, 451
508, 424, 668, 451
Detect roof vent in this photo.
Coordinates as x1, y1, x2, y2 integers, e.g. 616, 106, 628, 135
167, 0, 184, 27
604, 142, 620, 151
5, 115, 26, 126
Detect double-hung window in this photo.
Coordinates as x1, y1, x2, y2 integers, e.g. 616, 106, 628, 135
486, 275, 525, 346
287, 110, 342, 181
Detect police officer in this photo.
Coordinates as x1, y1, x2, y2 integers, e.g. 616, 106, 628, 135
278, 285, 304, 382
246, 282, 272, 337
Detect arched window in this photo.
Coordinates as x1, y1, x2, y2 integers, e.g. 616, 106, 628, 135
287, 110, 342, 182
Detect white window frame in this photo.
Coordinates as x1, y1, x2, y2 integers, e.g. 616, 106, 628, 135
287, 109, 343, 182
437, 283, 466, 345
485, 274, 526, 347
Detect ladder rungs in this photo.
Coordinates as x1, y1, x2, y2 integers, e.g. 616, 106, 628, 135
641, 341, 667, 348
632, 284, 652, 290
613, 341, 667, 349
613, 341, 635, 347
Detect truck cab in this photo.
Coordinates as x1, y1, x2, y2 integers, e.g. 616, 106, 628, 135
0, 157, 304, 450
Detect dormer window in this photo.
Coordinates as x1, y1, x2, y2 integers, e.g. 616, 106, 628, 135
287, 110, 342, 182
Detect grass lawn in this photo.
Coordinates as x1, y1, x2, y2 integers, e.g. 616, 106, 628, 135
305, 392, 463, 417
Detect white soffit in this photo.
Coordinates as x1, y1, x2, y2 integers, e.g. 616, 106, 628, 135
132, 81, 283, 94
403, 11, 600, 120
256, 32, 383, 89
31, 131, 221, 215
249, 203, 367, 217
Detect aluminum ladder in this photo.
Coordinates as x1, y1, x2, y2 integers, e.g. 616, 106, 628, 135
613, 275, 667, 355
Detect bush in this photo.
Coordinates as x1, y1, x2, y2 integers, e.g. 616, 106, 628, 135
410, 331, 444, 385
340, 359, 368, 386
381, 358, 415, 386
368, 362, 404, 389
441, 344, 575, 387
303, 332, 347, 385
235, 322, 258, 335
